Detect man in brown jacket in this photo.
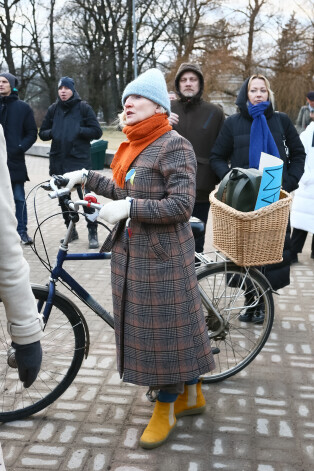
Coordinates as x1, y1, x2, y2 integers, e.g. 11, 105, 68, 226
169, 63, 224, 252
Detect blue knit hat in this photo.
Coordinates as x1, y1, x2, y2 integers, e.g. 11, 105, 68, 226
58, 76, 75, 93
122, 68, 171, 116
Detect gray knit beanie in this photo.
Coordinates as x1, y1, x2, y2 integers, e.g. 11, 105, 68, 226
0, 72, 18, 92
122, 68, 171, 116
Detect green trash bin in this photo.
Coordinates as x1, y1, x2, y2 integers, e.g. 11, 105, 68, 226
90, 139, 108, 170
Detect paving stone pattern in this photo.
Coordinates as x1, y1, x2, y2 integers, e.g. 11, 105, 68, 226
1, 156, 314, 471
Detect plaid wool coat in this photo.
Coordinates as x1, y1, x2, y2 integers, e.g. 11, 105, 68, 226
87, 130, 215, 387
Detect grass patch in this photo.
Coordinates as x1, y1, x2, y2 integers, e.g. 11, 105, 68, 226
101, 127, 125, 151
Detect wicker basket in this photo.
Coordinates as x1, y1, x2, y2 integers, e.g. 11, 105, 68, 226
209, 189, 292, 267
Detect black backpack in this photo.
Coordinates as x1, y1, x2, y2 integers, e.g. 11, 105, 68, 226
275, 111, 290, 159
49, 100, 89, 123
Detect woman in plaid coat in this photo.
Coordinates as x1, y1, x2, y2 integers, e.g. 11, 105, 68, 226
61, 68, 215, 449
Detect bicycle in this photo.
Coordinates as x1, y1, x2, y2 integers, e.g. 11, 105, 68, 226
0, 180, 274, 422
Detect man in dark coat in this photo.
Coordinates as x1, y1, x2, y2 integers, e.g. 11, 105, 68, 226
0, 72, 37, 245
39, 77, 102, 248
210, 75, 306, 293
169, 63, 224, 252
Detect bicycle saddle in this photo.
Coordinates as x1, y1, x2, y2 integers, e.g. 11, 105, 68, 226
189, 217, 205, 238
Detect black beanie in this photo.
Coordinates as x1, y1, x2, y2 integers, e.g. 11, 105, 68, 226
0, 72, 18, 92
307, 91, 314, 101
58, 77, 75, 93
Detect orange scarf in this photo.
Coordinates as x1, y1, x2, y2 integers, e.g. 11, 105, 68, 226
111, 114, 172, 188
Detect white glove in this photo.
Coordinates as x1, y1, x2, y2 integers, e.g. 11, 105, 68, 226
99, 198, 132, 224
63, 169, 89, 191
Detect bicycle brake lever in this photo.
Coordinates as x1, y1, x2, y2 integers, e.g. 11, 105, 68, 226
85, 209, 99, 222
49, 175, 71, 198
41, 182, 52, 191
51, 175, 70, 188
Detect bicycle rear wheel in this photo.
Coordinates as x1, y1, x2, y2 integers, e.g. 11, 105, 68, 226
197, 262, 274, 383
0, 285, 86, 422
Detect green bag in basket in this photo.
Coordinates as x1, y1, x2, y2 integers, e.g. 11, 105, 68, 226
216, 167, 262, 212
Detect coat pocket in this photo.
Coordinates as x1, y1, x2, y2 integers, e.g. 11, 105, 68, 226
148, 231, 171, 261
70, 139, 90, 159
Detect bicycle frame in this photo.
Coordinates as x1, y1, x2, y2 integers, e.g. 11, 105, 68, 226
0, 182, 277, 424
40, 190, 273, 356
41, 219, 114, 329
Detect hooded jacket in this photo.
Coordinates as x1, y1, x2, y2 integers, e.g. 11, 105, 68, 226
0, 93, 37, 183
171, 63, 224, 202
39, 91, 102, 176
210, 77, 305, 193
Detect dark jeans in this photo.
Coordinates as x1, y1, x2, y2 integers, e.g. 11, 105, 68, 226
59, 185, 97, 230
12, 182, 28, 236
192, 201, 210, 253
290, 228, 314, 255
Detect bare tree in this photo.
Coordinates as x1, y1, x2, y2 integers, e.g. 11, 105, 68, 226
65, 0, 131, 120
65, 0, 189, 121
242, 0, 267, 76
225, 0, 269, 77
296, 0, 314, 87
0, 0, 60, 102
1, 0, 312, 122
271, 13, 312, 119
18, 0, 58, 102
0, 0, 20, 75
160, 0, 220, 64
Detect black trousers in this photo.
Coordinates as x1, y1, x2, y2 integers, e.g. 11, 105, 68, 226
192, 201, 210, 253
290, 228, 314, 255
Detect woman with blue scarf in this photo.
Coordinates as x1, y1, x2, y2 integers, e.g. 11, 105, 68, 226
210, 74, 305, 311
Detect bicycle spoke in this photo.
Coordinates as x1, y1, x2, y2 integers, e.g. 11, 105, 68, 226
0, 286, 86, 421
197, 262, 274, 383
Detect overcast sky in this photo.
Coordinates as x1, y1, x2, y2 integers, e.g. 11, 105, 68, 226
224, 0, 312, 22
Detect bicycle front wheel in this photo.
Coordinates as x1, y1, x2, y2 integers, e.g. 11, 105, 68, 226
0, 285, 86, 422
197, 262, 274, 383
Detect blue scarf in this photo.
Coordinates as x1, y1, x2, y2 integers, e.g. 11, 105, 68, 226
248, 101, 280, 168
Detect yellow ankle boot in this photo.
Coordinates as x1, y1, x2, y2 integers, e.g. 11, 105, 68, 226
139, 400, 177, 449
174, 380, 206, 418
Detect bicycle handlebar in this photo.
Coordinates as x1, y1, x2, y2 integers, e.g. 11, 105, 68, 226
49, 187, 71, 199
69, 200, 103, 212
41, 178, 103, 212
46, 175, 71, 199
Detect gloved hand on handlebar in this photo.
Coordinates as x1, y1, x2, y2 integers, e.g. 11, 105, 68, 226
99, 198, 132, 224
62, 169, 89, 191
12, 340, 42, 388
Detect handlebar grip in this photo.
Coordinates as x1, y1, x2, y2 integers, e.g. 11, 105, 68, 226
48, 188, 71, 199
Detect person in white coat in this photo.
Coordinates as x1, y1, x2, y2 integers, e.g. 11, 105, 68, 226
290, 115, 314, 263
0, 124, 43, 387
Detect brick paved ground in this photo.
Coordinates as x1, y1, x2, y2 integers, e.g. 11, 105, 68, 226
1, 155, 314, 471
